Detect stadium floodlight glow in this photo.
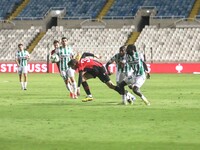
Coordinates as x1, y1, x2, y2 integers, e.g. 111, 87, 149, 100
146, 10, 150, 13
55, 10, 61, 15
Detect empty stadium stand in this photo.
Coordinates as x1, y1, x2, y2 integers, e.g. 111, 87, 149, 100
0, 0, 199, 64
0, 0, 22, 20
17, 0, 107, 19
0, 26, 41, 61
31, 25, 135, 62
106, 0, 195, 18
1, 0, 196, 20
135, 26, 200, 62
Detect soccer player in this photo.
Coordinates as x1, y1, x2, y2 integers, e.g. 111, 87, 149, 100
50, 40, 60, 69
105, 46, 136, 104
68, 54, 122, 102
118, 44, 150, 106
15, 43, 30, 90
57, 37, 77, 99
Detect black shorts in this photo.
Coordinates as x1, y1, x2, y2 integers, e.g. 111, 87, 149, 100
85, 66, 110, 83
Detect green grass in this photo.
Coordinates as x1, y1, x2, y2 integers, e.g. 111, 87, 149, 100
0, 73, 200, 150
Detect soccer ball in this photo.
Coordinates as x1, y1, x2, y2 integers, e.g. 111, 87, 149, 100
126, 92, 136, 103
50, 53, 60, 63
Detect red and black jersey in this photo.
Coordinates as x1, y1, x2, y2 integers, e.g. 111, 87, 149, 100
77, 57, 103, 72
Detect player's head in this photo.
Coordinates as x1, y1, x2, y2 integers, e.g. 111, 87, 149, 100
53, 40, 59, 48
126, 44, 136, 55
18, 43, 23, 50
119, 45, 126, 57
68, 59, 78, 70
61, 37, 68, 47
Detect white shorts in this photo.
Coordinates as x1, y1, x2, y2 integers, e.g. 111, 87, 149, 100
60, 68, 75, 80
18, 66, 28, 74
124, 74, 146, 88
116, 71, 133, 84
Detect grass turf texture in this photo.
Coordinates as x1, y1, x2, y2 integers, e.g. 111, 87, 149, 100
0, 73, 200, 150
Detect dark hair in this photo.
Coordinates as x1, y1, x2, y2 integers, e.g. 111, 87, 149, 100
61, 37, 68, 40
126, 44, 136, 52
18, 43, 23, 47
119, 45, 126, 52
68, 59, 78, 67
53, 40, 59, 44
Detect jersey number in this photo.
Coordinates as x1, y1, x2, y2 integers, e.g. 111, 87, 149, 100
81, 58, 90, 63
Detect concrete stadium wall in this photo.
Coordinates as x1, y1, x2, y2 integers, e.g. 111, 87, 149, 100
1, 16, 198, 31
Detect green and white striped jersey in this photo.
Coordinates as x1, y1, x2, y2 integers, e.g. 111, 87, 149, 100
15, 50, 30, 66
126, 51, 145, 76
110, 53, 132, 74
58, 46, 74, 71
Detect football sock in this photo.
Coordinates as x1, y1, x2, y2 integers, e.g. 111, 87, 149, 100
82, 81, 91, 95
141, 95, 147, 101
71, 81, 77, 94
20, 82, 24, 89
122, 94, 127, 105
24, 82, 27, 89
66, 83, 73, 93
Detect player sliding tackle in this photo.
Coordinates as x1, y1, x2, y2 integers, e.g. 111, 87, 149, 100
68, 52, 122, 102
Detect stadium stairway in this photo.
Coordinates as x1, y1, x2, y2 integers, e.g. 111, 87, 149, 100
188, 0, 200, 18
96, 0, 115, 19
28, 32, 46, 54
7, 0, 30, 21
126, 32, 140, 45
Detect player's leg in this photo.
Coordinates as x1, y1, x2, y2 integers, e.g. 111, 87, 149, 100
18, 66, 24, 90
118, 73, 135, 105
23, 66, 28, 90
68, 68, 77, 99
81, 73, 94, 102
130, 75, 150, 106
61, 71, 73, 96
117, 80, 128, 105
19, 74, 23, 90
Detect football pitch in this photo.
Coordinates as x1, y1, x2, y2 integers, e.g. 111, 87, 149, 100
0, 73, 200, 150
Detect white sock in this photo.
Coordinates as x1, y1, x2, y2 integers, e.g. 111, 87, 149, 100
141, 95, 150, 105
122, 94, 127, 105
88, 94, 92, 97
24, 82, 27, 89
66, 83, 73, 93
141, 95, 147, 101
20, 82, 24, 89
71, 81, 77, 95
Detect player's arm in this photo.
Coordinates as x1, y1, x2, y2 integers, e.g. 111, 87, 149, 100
26, 51, 30, 60
15, 58, 20, 67
15, 53, 20, 67
142, 60, 150, 79
105, 59, 114, 75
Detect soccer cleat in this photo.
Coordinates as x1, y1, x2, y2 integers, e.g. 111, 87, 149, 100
82, 96, 93, 102
70, 92, 74, 98
24, 88, 27, 90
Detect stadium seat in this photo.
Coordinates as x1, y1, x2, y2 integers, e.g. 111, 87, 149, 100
31, 25, 135, 62
0, 27, 42, 61
106, 0, 195, 17
135, 26, 200, 62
